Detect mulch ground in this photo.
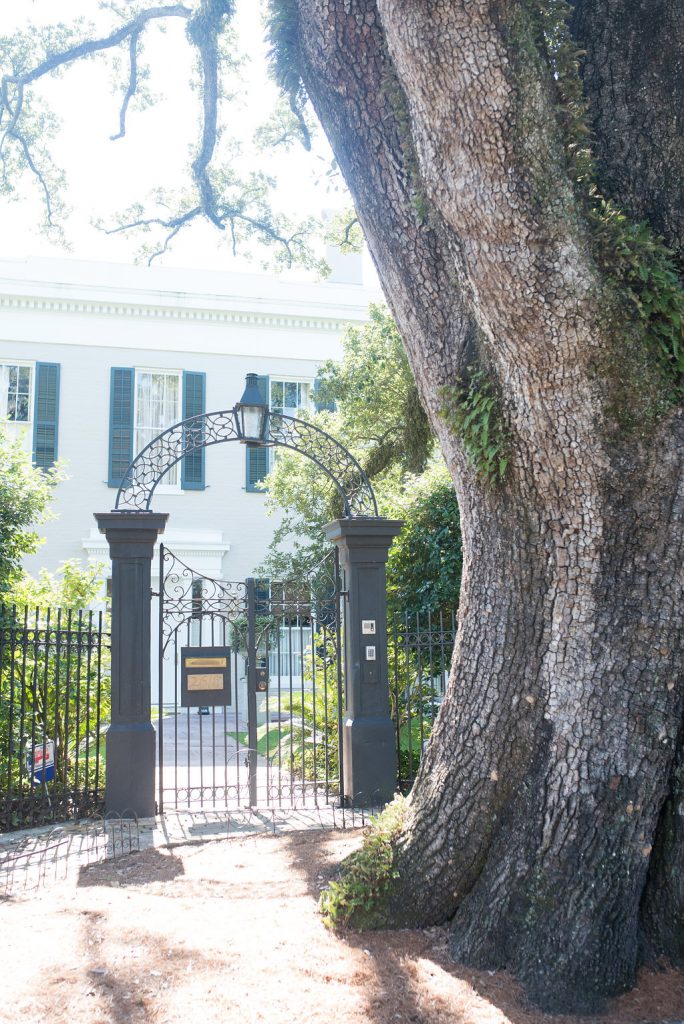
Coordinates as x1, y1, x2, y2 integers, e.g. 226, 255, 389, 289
1, 829, 683, 1024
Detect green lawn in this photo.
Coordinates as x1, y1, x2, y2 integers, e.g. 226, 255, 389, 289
399, 719, 432, 754
75, 735, 107, 764
227, 727, 291, 758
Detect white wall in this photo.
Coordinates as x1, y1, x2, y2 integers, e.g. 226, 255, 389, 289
0, 256, 380, 583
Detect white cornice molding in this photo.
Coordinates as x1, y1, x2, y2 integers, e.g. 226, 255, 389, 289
83, 531, 231, 565
0, 292, 355, 333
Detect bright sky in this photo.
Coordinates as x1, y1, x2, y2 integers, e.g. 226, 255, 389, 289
0, 0, 358, 279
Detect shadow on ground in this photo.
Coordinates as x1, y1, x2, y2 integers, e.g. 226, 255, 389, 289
78, 847, 185, 887
70, 926, 213, 1024
278, 829, 684, 1024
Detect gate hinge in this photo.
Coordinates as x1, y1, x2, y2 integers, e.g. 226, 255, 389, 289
150, 590, 160, 598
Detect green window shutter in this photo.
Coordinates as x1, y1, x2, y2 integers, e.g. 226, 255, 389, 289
245, 375, 269, 492
108, 367, 134, 488
245, 445, 269, 492
313, 376, 336, 413
32, 362, 60, 469
181, 371, 206, 491
256, 375, 269, 405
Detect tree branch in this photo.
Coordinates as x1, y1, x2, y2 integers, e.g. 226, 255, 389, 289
289, 95, 311, 152
186, 2, 234, 228
8, 130, 55, 226
0, 0, 314, 267
102, 197, 304, 267
2, 6, 192, 91
102, 206, 202, 263
341, 216, 359, 247
0, 82, 24, 158
0, 5, 192, 228
110, 30, 141, 141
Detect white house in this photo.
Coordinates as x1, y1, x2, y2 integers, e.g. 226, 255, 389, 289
0, 255, 379, 710
0, 254, 378, 583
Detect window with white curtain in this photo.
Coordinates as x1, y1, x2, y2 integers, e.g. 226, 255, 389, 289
0, 362, 34, 455
266, 380, 313, 477
0, 363, 32, 423
268, 621, 313, 683
134, 370, 181, 486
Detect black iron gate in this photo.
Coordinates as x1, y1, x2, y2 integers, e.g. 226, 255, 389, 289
156, 546, 345, 811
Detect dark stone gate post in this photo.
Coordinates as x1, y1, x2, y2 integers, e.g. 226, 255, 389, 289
95, 511, 169, 817
324, 518, 402, 807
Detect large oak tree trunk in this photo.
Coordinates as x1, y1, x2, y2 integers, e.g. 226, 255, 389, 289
290, 0, 684, 1011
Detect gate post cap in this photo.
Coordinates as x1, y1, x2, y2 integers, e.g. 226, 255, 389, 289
323, 517, 403, 548
94, 510, 170, 536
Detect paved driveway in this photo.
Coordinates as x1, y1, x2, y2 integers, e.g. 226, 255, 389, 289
152, 708, 334, 812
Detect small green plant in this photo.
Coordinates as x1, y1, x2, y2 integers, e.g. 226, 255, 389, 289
319, 795, 407, 930
590, 201, 684, 395
440, 370, 510, 484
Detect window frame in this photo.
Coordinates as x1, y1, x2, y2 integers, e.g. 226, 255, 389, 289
0, 359, 34, 426
269, 378, 313, 418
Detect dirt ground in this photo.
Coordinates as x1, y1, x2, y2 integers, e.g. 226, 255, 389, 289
2, 830, 683, 1024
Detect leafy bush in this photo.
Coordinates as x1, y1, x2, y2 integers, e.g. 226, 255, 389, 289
0, 428, 63, 597
256, 630, 341, 788
0, 562, 111, 829
385, 462, 462, 617
319, 795, 407, 929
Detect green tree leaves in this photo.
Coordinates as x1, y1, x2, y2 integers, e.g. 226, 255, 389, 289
262, 307, 461, 618
0, 429, 61, 597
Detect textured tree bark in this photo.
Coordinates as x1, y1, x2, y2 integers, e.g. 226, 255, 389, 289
292, 0, 684, 1012
570, 0, 684, 253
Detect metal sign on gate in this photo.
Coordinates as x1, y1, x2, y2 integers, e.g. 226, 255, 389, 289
180, 646, 231, 707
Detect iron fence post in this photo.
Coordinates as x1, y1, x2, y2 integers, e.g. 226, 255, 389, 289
323, 518, 403, 807
334, 547, 345, 807
246, 577, 258, 806
157, 543, 165, 814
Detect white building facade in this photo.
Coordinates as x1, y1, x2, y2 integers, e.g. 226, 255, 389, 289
0, 256, 377, 586
0, 256, 378, 709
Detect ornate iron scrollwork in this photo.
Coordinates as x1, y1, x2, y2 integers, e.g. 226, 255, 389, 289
115, 410, 238, 512
114, 408, 378, 517
159, 546, 247, 653
266, 413, 377, 517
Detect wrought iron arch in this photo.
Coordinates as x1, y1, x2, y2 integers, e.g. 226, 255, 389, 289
113, 409, 378, 517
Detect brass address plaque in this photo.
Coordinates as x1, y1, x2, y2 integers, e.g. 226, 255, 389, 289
180, 646, 231, 707
188, 673, 224, 691
185, 657, 227, 668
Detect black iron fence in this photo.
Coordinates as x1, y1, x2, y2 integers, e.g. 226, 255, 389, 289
0, 606, 111, 832
0, 598, 455, 831
389, 609, 457, 790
